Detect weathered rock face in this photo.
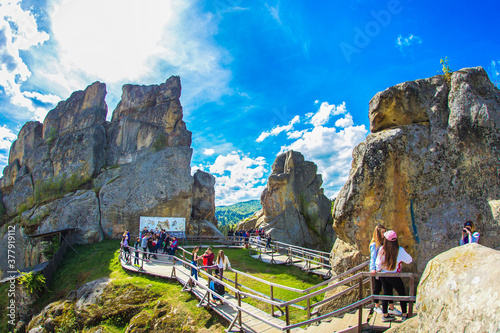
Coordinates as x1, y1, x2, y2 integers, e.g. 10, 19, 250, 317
35, 190, 103, 244
191, 170, 217, 225
107, 76, 191, 165
99, 148, 194, 238
0, 76, 218, 277
333, 67, 500, 273
240, 150, 334, 250
410, 244, 500, 332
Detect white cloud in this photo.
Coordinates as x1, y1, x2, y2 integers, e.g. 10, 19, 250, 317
203, 148, 215, 156
48, 0, 232, 111
208, 152, 267, 206
488, 60, 500, 86
256, 115, 300, 142
310, 101, 347, 127
0, 125, 17, 150
280, 102, 367, 199
265, 2, 282, 25
334, 113, 354, 128
287, 130, 305, 140
396, 34, 422, 52
0, 0, 58, 120
0, 0, 234, 125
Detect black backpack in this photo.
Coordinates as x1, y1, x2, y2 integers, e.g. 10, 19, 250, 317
214, 282, 225, 296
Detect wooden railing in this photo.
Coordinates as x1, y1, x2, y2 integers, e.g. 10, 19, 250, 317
120, 241, 418, 333
247, 237, 333, 277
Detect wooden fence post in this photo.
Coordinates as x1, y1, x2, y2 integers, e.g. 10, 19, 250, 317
271, 285, 275, 317
409, 276, 415, 317
285, 305, 290, 333
358, 277, 363, 333
238, 291, 242, 329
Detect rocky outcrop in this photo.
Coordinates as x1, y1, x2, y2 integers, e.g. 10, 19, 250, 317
99, 147, 194, 238
391, 244, 500, 332
190, 170, 217, 234
107, 76, 191, 165
332, 67, 500, 272
238, 150, 334, 250
0, 76, 218, 277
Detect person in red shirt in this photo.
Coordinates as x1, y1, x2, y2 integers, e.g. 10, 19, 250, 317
202, 247, 214, 276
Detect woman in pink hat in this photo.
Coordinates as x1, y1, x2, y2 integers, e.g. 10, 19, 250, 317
375, 230, 413, 322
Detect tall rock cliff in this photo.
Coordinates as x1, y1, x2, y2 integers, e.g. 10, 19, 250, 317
239, 150, 335, 250
0, 76, 218, 277
332, 67, 500, 273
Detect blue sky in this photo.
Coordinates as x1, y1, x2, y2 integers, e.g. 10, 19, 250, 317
1, 0, 499, 206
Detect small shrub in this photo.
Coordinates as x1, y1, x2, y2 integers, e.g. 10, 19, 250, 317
152, 133, 168, 152
34, 174, 91, 204
46, 128, 58, 149
18, 204, 29, 215
42, 236, 60, 260
18, 271, 46, 295
438, 56, 453, 84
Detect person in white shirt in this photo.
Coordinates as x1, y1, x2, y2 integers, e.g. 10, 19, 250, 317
375, 230, 413, 322
216, 250, 231, 280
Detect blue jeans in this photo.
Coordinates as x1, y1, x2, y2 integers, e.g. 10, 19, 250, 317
191, 260, 198, 280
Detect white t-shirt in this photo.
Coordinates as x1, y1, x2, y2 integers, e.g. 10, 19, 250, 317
375, 246, 412, 273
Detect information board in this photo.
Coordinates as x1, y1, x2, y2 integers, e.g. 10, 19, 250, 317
139, 216, 186, 233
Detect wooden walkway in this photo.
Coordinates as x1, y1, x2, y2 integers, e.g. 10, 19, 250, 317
248, 240, 332, 279
120, 239, 417, 333
120, 255, 302, 333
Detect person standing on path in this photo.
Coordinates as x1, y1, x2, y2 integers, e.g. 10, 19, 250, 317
191, 246, 200, 281
376, 230, 413, 322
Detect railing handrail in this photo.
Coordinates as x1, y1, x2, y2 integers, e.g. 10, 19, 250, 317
119, 240, 419, 332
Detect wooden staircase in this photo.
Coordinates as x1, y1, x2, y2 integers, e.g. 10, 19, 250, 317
303, 307, 404, 333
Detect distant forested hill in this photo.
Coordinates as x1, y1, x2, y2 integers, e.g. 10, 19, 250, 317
215, 200, 262, 227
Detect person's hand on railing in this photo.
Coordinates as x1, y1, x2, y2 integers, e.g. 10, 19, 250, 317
370, 270, 376, 276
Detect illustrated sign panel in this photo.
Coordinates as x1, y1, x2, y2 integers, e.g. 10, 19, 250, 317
139, 217, 186, 232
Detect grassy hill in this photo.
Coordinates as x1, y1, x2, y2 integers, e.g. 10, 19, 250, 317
215, 200, 261, 228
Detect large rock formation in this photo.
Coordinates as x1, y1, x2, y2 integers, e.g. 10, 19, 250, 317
332, 67, 500, 272
238, 150, 334, 250
0, 76, 219, 277
389, 244, 500, 332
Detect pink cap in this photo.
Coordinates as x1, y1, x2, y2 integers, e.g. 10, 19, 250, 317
384, 230, 398, 241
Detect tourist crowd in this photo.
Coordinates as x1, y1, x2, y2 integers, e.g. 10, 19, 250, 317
121, 227, 181, 264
